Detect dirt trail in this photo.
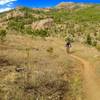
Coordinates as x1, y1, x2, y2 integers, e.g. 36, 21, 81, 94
71, 54, 100, 100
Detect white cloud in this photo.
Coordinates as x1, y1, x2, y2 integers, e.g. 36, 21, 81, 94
0, 7, 12, 13
0, 0, 16, 5
6, 2, 13, 7
0, 0, 16, 13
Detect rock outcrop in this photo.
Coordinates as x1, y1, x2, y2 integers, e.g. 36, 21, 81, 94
31, 18, 53, 30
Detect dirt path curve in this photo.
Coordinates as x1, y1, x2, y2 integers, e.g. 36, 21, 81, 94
70, 54, 100, 100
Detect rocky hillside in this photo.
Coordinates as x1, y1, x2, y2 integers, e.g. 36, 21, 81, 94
0, 3, 100, 47
31, 18, 53, 30
56, 2, 93, 10
0, 3, 100, 100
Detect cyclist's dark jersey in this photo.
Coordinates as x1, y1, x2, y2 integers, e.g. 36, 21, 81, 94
66, 42, 71, 48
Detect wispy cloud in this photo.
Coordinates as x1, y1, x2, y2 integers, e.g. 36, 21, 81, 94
0, 0, 16, 5
0, 7, 12, 13
0, 0, 17, 13
6, 2, 13, 7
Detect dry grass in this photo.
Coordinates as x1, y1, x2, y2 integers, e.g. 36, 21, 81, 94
0, 34, 83, 100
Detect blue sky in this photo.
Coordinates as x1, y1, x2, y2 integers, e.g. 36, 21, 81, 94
0, 0, 100, 13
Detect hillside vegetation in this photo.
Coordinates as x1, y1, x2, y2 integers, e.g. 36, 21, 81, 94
0, 34, 83, 100
0, 2, 100, 100
0, 3, 100, 47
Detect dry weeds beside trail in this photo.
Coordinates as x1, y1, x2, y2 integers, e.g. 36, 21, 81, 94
0, 35, 100, 100
70, 54, 100, 100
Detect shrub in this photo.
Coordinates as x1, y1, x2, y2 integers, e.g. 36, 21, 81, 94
96, 44, 100, 51
92, 40, 97, 46
65, 35, 74, 42
24, 27, 34, 35
8, 20, 24, 32
33, 29, 49, 37
47, 47, 54, 54
24, 28, 49, 37
0, 29, 7, 42
86, 34, 92, 45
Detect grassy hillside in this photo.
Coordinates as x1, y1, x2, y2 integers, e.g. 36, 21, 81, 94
0, 4, 100, 46
0, 3, 100, 100
0, 34, 83, 100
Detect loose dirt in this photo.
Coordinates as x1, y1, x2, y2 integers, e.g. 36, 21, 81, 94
71, 54, 100, 100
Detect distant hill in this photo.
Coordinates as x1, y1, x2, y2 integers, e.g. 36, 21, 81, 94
0, 3, 100, 45
0, 3, 100, 100
56, 2, 93, 10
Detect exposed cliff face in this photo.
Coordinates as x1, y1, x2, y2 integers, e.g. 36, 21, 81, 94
31, 18, 54, 30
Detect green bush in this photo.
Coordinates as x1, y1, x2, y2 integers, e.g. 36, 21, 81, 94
96, 44, 100, 51
24, 27, 34, 35
47, 47, 54, 54
86, 34, 92, 45
0, 29, 7, 42
33, 29, 49, 37
24, 27, 49, 37
92, 40, 97, 46
8, 20, 24, 32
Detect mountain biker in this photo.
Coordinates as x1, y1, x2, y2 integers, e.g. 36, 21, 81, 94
66, 40, 71, 53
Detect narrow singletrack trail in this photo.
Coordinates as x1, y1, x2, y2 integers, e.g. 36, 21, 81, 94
71, 54, 100, 100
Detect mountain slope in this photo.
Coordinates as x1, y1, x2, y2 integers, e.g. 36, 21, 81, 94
0, 3, 100, 46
